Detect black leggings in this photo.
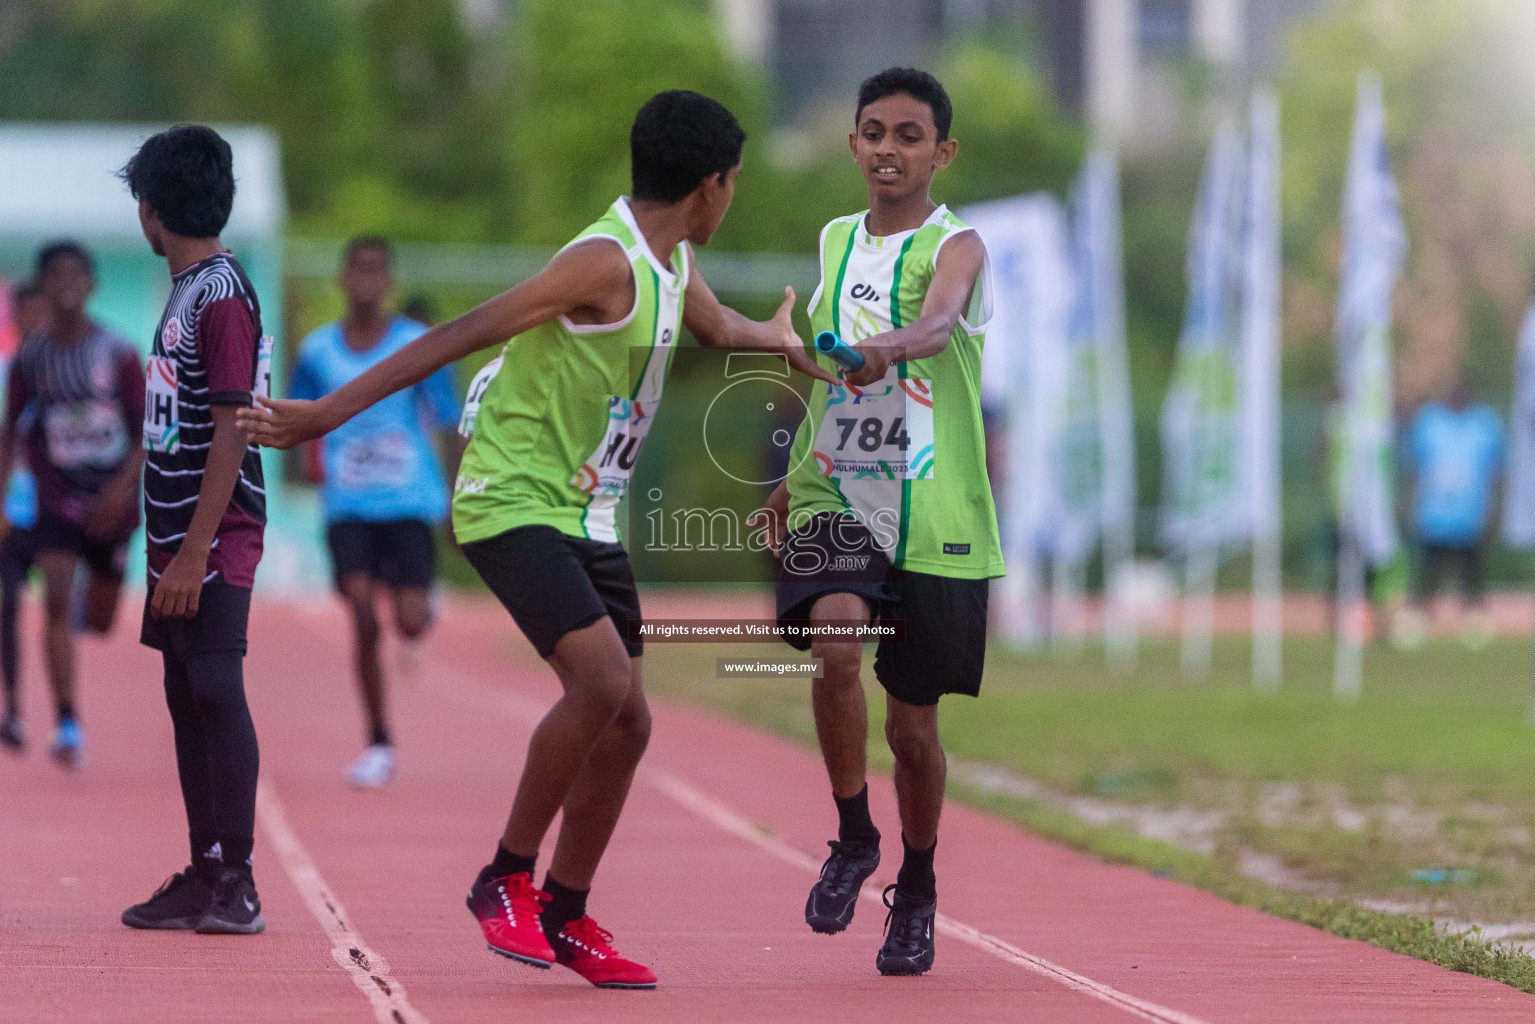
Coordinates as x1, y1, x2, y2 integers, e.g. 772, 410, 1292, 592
163, 649, 260, 875
0, 528, 34, 716
1, 576, 20, 716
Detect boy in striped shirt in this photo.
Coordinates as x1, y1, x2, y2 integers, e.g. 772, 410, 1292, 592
119, 125, 270, 937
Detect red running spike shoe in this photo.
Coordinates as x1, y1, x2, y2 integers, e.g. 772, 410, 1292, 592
549, 915, 657, 989
466, 871, 554, 968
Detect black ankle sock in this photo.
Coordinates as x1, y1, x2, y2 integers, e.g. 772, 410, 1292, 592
482, 843, 536, 885
896, 834, 936, 901
55, 700, 76, 724
540, 873, 589, 937
834, 784, 880, 846
221, 835, 255, 880
369, 723, 391, 748
191, 833, 223, 882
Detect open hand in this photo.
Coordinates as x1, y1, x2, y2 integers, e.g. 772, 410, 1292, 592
768, 287, 841, 387
236, 396, 332, 450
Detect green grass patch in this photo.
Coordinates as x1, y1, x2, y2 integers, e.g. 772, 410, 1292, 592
948, 781, 1535, 994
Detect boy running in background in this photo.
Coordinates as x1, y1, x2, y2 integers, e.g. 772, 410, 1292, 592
118, 125, 271, 936
241, 90, 835, 988
0, 243, 146, 768
0, 279, 45, 751
759, 68, 1001, 976
290, 237, 459, 787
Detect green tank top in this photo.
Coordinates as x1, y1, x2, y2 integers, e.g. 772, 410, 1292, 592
784, 206, 1005, 579
452, 197, 686, 545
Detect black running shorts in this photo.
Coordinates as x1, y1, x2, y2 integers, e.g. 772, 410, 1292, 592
140, 580, 252, 660
34, 511, 129, 584
461, 525, 643, 659
775, 511, 988, 706
0, 526, 36, 588
326, 518, 437, 590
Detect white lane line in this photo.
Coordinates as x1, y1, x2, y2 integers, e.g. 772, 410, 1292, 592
256, 781, 430, 1024
475, 681, 1211, 1024
647, 769, 1212, 1024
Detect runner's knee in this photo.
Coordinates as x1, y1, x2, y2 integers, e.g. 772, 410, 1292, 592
83, 581, 118, 634
884, 710, 942, 768
813, 640, 862, 686
610, 697, 652, 754
393, 593, 431, 639
562, 652, 634, 728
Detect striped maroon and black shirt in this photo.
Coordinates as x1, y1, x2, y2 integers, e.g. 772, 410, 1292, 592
144, 251, 266, 589
7, 324, 145, 532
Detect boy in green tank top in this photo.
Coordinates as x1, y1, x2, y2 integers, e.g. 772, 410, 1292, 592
241, 91, 834, 989
758, 68, 1002, 976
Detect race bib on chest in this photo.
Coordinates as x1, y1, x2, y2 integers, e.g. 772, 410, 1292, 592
143, 356, 180, 454
813, 372, 935, 480
459, 354, 503, 438
335, 432, 417, 490
45, 401, 128, 470
571, 396, 655, 498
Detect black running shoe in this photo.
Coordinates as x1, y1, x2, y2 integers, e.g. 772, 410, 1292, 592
122, 869, 215, 930
194, 870, 266, 935
876, 884, 936, 976
805, 839, 880, 934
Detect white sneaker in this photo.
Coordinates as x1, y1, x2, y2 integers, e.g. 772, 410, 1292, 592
346, 744, 397, 788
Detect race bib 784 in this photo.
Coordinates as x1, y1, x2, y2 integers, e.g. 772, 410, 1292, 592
812, 372, 935, 480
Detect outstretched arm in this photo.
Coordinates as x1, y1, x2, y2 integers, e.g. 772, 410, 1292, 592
238, 240, 634, 449
842, 229, 986, 388
682, 271, 840, 386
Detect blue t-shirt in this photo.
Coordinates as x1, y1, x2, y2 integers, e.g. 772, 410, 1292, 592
1407, 402, 1505, 546
290, 316, 459, 524
1, 356, 35, 530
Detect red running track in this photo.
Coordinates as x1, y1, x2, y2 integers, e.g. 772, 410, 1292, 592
2, 593, 1532, 1023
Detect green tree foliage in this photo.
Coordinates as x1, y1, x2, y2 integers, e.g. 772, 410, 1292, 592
502, 0, 763, 245
0, 1, 1081, 258
1276, 0, 1535, 404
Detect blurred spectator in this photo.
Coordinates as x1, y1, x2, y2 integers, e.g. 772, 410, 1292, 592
1402, 377, 1505, 647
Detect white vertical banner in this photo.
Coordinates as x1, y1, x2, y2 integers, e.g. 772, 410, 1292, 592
1333, 72, 1406, 701
1503, 305, 1535, 725
1074, 146, 1138, 668
1161, 118, 1242, 677
1503, 305, 1535, 549
1243, 87, 1284, 690
965, 195, 1075, 651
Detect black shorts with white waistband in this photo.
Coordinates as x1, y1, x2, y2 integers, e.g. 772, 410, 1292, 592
774, 511, 988, 707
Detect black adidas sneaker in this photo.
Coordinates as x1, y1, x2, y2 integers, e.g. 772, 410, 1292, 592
194, 870, 266, 935
805, 839, 880, 934
122, 868, 216, 930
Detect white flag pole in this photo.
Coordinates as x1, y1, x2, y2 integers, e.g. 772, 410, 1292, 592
1246, 88, 1284, 690
1181, 547, 1218, 678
